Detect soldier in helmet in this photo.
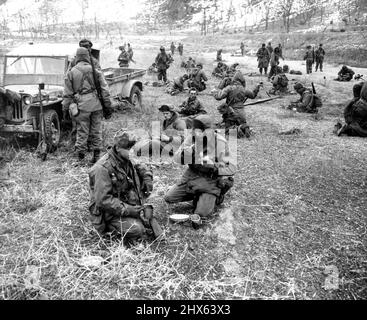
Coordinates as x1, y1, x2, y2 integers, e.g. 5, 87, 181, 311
68, 38, 101, 71
287, 82, 322, 113
165, 115, 236, 219
303, 45, 315, 74
63, 47, 112, 164
187, 62, 208, 92
88, 130, 154, 241
118, 45, 130, 67
155, 46, 171, 84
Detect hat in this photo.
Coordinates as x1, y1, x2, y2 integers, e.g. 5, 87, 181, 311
192, 115, 213, 130
306, 45, 311, 49
114, 130, 138, 149
158, 105, 173, 112
319, 44, 323, 46
294, 82, 304, 91
79, 38, 93, 48
76, 47, 89, 57
160, 46, 165, 50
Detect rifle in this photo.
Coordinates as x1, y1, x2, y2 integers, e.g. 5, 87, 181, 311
311, 82, 317, 94
88, 51, 112, 120
243, 96, 281, 106
37, 83, 48, 161
132, 171, 164, 241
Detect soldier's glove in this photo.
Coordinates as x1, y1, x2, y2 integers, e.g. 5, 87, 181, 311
125, 205, 144, 218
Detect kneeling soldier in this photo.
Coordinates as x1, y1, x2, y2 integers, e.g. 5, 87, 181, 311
165, 115, 236, 218
88, 131, 154, 241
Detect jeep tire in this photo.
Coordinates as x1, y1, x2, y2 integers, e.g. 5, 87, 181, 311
129, 85, 142, 111
44, 109, 60, 153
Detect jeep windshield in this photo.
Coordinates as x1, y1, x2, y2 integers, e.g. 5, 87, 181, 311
4, 55, 68, 87
6, 56, 66, 74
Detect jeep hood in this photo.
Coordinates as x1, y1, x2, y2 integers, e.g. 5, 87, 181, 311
4, 85, 64, 98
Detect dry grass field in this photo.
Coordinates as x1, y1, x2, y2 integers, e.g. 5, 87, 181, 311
0, 34, 366, 300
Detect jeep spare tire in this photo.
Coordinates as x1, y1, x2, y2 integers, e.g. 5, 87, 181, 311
129, 85, 142, 111
44, 109, 60, 153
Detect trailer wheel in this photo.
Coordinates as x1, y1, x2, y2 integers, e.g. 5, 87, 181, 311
44, 109, 60, 153
129, 85, 142, 111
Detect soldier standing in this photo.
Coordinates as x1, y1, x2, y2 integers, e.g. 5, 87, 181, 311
170, 42, 176, 55
216, 49, 223, 62
303, 45, 315, 74
268, 47, 281, 79
178, 43, 184, 56
127, 43, 134, 63
155, 46, 170, 84
315, 44, 325, 72
63, 47, 112, 163
240, 42, 245, 56
118, 45, 130, 67
266, 42, 273, 56
257, 43, 270, 75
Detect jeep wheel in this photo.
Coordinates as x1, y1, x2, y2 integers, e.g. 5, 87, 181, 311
44, 109, 60, 153
129, 85, 142, 111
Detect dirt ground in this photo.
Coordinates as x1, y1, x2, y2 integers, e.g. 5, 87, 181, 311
0, 34, 366, 300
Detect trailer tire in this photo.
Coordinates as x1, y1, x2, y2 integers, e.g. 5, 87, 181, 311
44, 109, 60, 153
129, 85, 142, 111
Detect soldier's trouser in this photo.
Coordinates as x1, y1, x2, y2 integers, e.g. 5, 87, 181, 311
268, 66, 276, 79
107, 217, 145, 239
165, 183, 217, 217
343, 123, 367, 137
259, 67, 268, 74
315, 58, 323, 71
158, 68, 167, 82
306, 60, 313, 74
75, 110, 103, 154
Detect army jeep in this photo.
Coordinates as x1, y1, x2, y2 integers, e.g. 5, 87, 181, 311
0, 43, 145, 155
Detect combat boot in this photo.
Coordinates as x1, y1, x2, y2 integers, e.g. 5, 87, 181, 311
90, 150, 101, 165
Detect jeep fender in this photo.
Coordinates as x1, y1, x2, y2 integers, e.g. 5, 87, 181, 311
120, 80, 143, 99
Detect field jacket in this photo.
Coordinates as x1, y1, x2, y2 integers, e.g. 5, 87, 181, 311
88, 147, 152, 234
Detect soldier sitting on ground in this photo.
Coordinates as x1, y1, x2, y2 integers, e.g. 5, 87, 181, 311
88, 131, 154, 244
212, 62, 229, 78
164, 115, 236, 221
269, 66, 289, 94
178, 88, 207, 117
134, 105, 191, 159
334, 81, 367, 137
287, 82, 322, 113
212, 79, 261, 138
187, 63, 208, 92
165, 74, 189, 96
218, 63, 246, 90
335, 65, 355, 82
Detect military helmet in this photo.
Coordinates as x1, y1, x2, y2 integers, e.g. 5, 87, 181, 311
113, 130, 138, 149
353, 82, 363, 98
196, 62, 203, 68
192, 115, 213, 131
79, 38, 93, 48
158, 105, 174, 113
160, 46, 165, 50
294, 82, 304, 91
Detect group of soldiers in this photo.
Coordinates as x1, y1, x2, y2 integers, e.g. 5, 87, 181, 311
56, 37, 366, 245
118, 43, 134, 68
